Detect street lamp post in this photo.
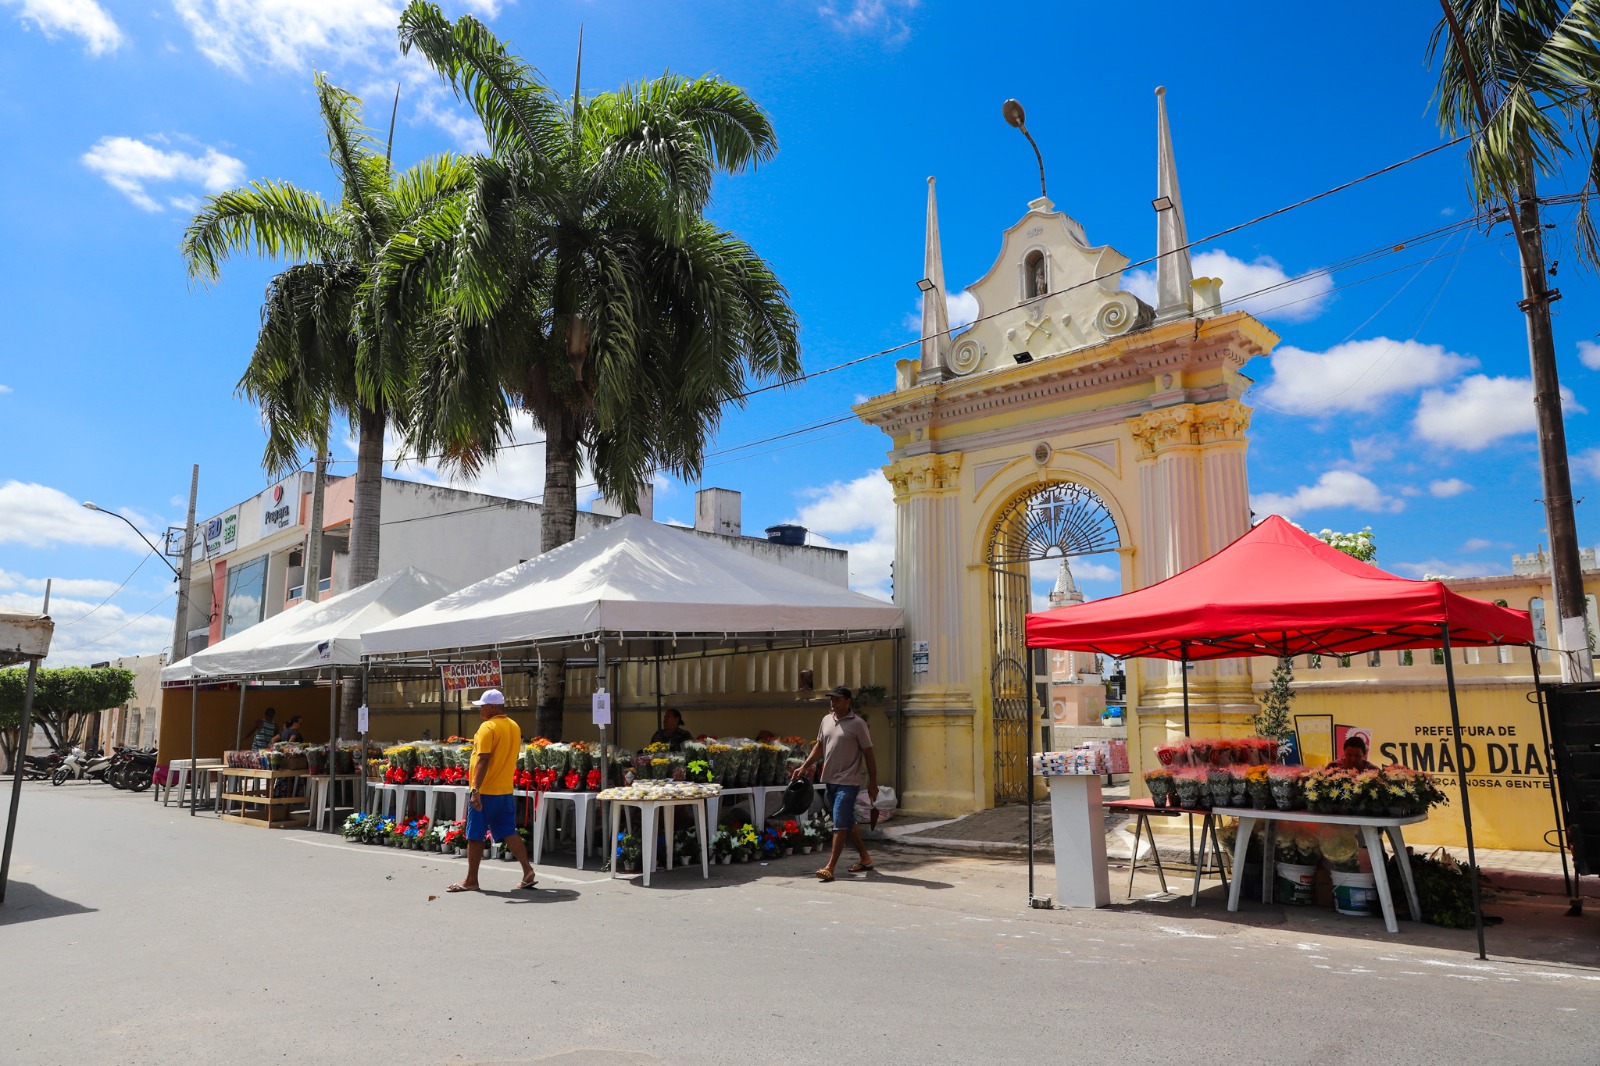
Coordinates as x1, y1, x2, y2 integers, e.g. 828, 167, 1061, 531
1003, 98, 1047, 200
83, 486, 195, 663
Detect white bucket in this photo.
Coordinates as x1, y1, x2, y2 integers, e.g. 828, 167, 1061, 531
1275, 862, 1316, 905
1330, 870, 1377, 915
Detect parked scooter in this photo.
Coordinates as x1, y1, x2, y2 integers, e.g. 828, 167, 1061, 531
22, 749, 67, 781
108, 746, 157, 791
82, 747, 116, 783
51, 747, 90, 785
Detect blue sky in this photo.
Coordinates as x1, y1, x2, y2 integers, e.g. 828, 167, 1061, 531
3, 1, 1597, 666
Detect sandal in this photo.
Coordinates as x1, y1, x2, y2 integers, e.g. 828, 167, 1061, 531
445, 882, 480, 893
848, 862, 875, 873
517, 873, 539, 890
815, 869, 835, 882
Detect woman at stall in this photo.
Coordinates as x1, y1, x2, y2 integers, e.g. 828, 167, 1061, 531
650, 709, 693, 751
1337, 733, 1377, 771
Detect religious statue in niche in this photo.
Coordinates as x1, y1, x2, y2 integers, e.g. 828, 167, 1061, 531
1025, 250, 1048, 299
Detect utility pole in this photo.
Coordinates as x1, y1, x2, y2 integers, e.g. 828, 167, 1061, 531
172, 466, 199, 663
1438, 1, 1592, 682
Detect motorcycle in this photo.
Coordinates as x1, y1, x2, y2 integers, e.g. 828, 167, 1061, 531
52, 747, 90, 785
82, 748, 116, 783
108, 746, 156, 791
22, 749, 67, 781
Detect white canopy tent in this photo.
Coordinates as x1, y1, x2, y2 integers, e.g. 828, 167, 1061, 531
361, 514, 904, 659
163, 567, 457, 684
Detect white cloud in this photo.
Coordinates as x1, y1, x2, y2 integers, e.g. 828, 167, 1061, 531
413, 89, 489, 153
81, 135, 246, 211
363, 411, 551, 503
173, 0, 402, 74
3, 588, 177, 666
1250, 470, 1403, 519
1125, 249, 1334, 323
1412, 374, 1585, 451
903, 288, 979, 337
1575, 448, 1600, 480
1579, 340, 1600, 371
0, 569, 126, 598
1389, 560, 1501, 580
3, 0, 123, 54
1429, 478, 1471, 498
0, 482, 160, 551
818, 1, 918, 41
789, 471, 894, 598
0, 384, 11, 394
1254, 338, 1476, 415
1461, 538, 1505, 553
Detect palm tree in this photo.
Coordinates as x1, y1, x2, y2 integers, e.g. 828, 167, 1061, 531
1429, 0, 1600, 681
182, 75, 473, 607
395, 3, 802, 737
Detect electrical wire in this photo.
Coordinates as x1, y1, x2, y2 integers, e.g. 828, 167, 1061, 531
54, 554, 153, 630
50, 592, 176, 656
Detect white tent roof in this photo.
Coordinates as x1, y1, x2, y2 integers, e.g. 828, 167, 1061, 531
362, 515, 903, 658
162, 567, 457, 683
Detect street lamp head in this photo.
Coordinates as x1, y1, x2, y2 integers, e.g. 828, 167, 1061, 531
1002, 99, 1027, 131
82, 501, 101, 511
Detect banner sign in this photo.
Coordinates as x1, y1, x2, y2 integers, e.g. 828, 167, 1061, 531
592, 689, 612, 727
441, 660, 502, 692
205, 512, 239, 556
259, 478, 301, 538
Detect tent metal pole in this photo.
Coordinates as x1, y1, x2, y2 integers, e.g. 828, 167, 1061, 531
360, 661, 369, 819
1026, 643, 1037, 906
189, 684, 198, 817
327, 667, 338, 834
1440, 624, 1487, 960
1528, 649, 1574, 901
654, 643, 663, 732
235, 683, 246, 753
1181, 642, 1193, 864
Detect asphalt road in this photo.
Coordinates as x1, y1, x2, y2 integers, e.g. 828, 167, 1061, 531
3, 782, 1597, 1065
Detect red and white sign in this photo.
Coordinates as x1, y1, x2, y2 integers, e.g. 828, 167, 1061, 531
441, 660, 502, 692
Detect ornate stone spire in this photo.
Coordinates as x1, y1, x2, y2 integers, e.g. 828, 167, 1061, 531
919, 176, 952, 381
1048, 556, 1083, 608
1154, 87, 1194, 322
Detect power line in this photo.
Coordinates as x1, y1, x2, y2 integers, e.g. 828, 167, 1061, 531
50, 592, 176, 656
55, 554, 153, 630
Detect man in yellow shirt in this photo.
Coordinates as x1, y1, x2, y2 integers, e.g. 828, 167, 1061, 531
447, 689, 538, 893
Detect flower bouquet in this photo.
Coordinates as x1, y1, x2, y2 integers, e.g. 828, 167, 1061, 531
1173, 767, 1209, 809
1206, 768, 1235, 809
734, 823, 759, 862
1187, 738, 1216, 768
781, 818, 804, 854
757, 743, 788, 786
1244, 764, 1272, 809
801, 820, 827, 851
1274, 822, 1320, 865
1267, 765, 1304, 811
1378, 765, 1449, 816
1154, 742, 1190, 770
1319, 826, 1361, 872
1304, 766, 1361, 814
760, 826, 782, 859
1142, 769, 1174, 807
610, 832, 643, 873
685, 757, 715, 784
712, 827, 735, 864
305, 745, 329, 775
706, 743, 736, 785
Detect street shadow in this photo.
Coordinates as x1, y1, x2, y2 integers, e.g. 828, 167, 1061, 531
859, 870, 954, 890
0, 881, 97, 927
481, 887, 581, 905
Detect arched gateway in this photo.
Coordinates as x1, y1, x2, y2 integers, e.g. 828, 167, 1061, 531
856, 92, 1278, 812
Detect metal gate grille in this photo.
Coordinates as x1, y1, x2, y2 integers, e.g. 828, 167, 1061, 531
987, 482, 1119, 804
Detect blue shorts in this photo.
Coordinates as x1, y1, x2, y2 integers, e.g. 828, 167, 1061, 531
825, 784, 860, 831
465, 793, 517, 842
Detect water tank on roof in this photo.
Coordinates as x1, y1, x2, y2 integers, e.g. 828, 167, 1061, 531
765, 524, 807, 546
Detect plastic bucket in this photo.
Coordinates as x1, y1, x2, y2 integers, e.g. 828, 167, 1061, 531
1275, 862, 1316, 905
1331, 870, 1377, 915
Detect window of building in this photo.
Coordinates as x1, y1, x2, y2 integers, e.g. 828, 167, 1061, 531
223, 555, 268, 638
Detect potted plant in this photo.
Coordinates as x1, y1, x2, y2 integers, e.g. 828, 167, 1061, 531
1173, 768, 1207, 810
1207, 768, 1235, 809
712, 828, 734, 864
1142, 768, 1173, 807
1267, 765, 1303, 811
612, 832, 642, 874
1244, 765, 1272, 810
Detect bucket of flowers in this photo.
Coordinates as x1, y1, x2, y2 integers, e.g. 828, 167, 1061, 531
610, 832, 643, 874
780, 819, 804, 855
1142, 768, 1174, 807
1274, 823, 1320, 905
1267, 765, 1304, 810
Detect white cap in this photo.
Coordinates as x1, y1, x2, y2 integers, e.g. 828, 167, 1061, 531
471, 689, 505, 707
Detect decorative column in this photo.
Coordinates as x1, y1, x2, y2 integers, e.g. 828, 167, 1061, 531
886, 453, 967, 705
1196, 399, 1255, 705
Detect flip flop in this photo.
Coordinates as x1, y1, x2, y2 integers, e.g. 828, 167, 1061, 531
848, 862, 874, 873
517, 873, 539, 890
814, 869, 835, 882
445, 882, 480, 893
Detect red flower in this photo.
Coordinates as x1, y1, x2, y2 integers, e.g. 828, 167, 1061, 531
563, 771, 580, 791
585, 769, 601, 791
514, 769, 533, 790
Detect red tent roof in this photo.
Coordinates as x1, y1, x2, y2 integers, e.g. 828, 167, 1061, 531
1026, 515, 1532, 661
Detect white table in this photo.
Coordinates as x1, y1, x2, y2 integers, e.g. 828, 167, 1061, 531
706, 784, 810, 831
607, 797, 710, 887
158, 758, 222, 807
531, 790, 601, 870
1214, 806, 1426, 933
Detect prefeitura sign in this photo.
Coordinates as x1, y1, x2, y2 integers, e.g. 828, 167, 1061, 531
441, 660, 502, 692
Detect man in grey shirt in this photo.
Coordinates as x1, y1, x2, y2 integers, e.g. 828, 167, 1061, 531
793, 686, 878, 882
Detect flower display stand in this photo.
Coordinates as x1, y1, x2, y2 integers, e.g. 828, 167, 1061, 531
1046, 773, 1110, 908
217, 768, 308, 829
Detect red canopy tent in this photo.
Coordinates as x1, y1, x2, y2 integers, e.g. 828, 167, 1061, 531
1024, 515, 1535, 957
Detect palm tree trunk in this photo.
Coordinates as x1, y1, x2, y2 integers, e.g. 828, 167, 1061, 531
350, 403, 386, 588
534, 404, 580, 740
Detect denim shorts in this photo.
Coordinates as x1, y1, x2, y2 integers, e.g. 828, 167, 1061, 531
825, 784, 860, 831
464, 792, 517, 842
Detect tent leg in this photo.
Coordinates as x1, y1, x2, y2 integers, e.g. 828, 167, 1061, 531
327, 667, 338, 834
360, 662, 369, 819
1441, 625, 1487, 960
235, 684, 246, 754
1026, 647, 1038, 907
1181, 644, 1193, 864
189, 684, 198, 817
1529, 651, 1576, 905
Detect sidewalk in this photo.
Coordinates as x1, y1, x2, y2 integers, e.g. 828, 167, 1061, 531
880, 791, 1598, 900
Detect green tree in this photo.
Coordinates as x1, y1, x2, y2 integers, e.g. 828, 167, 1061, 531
395, 4, 802, 738
182, 75, 474, 613
0, 667, 136, 764
1429, 0, 1600, 681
